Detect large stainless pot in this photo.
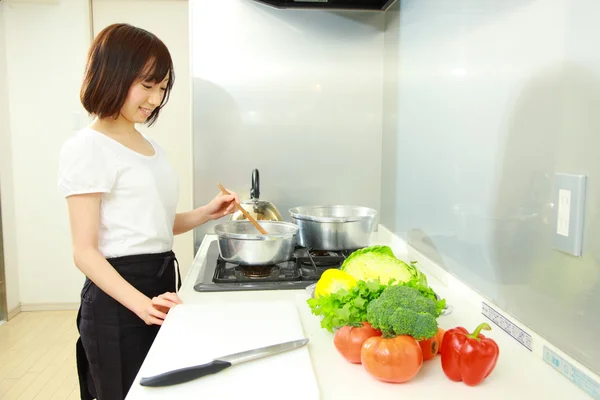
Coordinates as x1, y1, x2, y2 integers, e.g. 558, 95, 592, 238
289, 205, 377, 250
214, 221, 298, 265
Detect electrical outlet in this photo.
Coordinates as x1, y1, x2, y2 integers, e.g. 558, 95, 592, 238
557, 189, 571, 237
553, 173, 586, 256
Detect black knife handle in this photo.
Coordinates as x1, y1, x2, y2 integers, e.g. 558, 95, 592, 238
139, 360, 232, 387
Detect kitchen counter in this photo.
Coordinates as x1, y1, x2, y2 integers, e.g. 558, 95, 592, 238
127, 229, 593, 400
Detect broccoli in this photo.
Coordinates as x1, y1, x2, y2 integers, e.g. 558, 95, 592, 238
366, 284, 441, 340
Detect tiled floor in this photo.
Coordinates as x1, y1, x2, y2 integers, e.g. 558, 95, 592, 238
0, 311, 80, 399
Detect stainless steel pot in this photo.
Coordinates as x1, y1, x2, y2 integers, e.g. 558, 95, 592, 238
214, 221, 298, 265
289, 205, 377, 250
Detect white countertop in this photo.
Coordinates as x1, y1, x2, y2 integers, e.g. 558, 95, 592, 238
128, 230, 592, 400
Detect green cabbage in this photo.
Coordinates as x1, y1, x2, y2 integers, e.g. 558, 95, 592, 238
340, 245, 428, 287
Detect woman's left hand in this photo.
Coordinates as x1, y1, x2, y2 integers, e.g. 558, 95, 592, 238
203, 189, 240, 220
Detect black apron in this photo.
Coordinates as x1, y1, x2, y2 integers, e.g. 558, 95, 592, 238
75, 251, 181, 400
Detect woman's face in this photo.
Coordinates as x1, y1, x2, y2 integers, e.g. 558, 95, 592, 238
120, 74, 169, 124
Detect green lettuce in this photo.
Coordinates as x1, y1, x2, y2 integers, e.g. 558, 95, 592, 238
307, 279, 388, 332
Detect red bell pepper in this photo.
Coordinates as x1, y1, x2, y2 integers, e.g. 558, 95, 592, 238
441, 322, 499, 386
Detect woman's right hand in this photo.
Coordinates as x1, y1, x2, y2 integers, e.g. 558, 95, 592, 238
140, 292, 182, 326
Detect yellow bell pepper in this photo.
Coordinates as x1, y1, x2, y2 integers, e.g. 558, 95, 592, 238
314, 269, 357, 297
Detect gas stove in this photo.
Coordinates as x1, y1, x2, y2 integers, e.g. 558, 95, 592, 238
194, 241, 359, 292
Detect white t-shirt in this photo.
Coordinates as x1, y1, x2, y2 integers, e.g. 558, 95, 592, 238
58, 127, 179, 258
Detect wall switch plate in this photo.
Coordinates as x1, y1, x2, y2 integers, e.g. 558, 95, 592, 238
553, 173, 586, 256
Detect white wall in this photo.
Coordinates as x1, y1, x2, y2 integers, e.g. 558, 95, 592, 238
1, 0, 192, 308
0, 4, 20, 315
3, 0, 92, 308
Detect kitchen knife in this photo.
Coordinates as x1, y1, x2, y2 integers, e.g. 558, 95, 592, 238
139, 338, 309, 387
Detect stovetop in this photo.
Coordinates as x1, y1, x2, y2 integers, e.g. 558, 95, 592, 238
194, 241, 358, 292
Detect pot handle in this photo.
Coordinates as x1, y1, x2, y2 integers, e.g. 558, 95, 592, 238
250, 169, 260, 200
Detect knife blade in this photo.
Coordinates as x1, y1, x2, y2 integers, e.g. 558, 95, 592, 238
139, 338, 309, 387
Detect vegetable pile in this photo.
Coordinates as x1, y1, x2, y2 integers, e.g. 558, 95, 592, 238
306, 245, 500, 386
307, 246, 445, 334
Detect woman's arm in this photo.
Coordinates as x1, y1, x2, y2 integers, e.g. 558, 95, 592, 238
173, 207, 210, 235
173, 190, 240, 235
67, 193, 180, 325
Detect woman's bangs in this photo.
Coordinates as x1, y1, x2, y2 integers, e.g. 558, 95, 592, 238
138, 44, 173, 85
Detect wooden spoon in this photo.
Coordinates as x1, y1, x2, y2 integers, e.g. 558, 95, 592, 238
218, 183, 268, 235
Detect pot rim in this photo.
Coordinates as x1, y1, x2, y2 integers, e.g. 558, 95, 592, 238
289, 205, 377, 223
214, 220, 298, 241
239, 199, 274, 205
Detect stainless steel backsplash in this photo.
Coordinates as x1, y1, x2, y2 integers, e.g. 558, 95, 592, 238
191, 1, 385, 250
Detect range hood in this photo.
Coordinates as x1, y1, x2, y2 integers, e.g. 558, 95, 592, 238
250, 0, 396, 11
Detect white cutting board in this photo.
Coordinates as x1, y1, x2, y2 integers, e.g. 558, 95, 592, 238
126, 300, 320, 400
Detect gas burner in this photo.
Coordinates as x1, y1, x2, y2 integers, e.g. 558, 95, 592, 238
308, 249, 331, 257
298, 247, 358, 269
212, 255, 300, 284
298, 256, 342, 268
238, 265, 275, 278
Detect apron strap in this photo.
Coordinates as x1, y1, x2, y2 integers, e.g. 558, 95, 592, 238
156, 252, 181, 294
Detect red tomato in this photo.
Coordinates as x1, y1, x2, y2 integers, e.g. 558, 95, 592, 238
361, 335, 423, 383
333, 322, 382, 364
418, 336, 440, 361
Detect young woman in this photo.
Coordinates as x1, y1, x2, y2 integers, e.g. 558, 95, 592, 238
58, 23, 239, 399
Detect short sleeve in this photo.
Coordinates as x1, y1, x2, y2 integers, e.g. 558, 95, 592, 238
58, 134, 116, 197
